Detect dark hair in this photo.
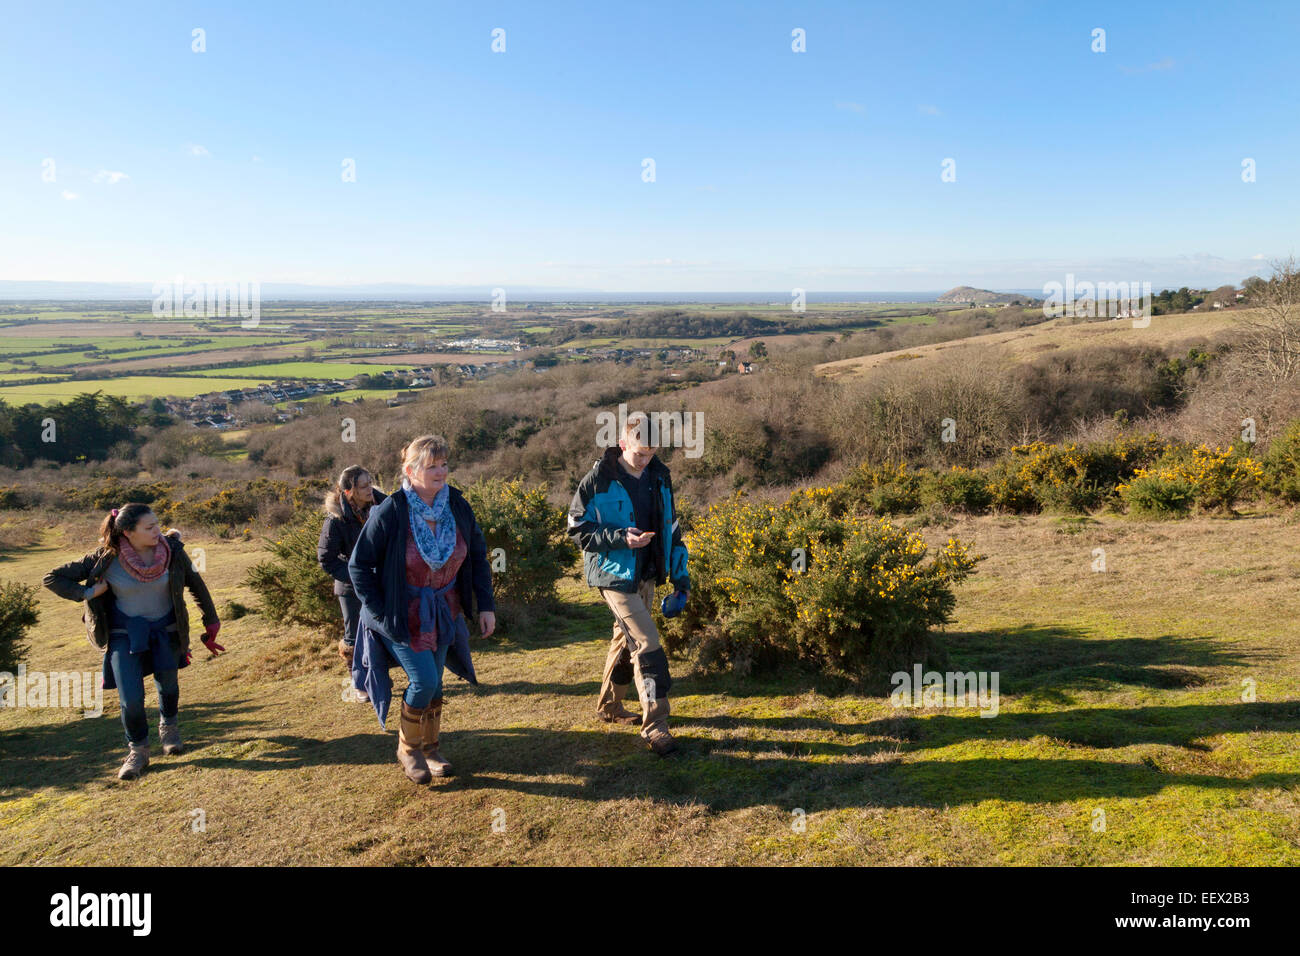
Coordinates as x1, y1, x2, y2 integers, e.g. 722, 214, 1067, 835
97, 503, 155, 553
338, 465, 372, 493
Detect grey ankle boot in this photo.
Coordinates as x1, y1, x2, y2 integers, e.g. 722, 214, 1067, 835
160, 716, 184, 756
118, 742, 150, 780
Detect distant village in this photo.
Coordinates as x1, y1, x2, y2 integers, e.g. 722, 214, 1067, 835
175, 342, 719, 429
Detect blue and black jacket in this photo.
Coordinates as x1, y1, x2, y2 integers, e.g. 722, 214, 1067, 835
567, 447, 690, 595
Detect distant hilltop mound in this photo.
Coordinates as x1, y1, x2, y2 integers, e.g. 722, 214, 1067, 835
938, 286, 1041, 306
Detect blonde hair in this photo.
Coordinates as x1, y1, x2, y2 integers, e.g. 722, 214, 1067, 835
400, 434, 450, 478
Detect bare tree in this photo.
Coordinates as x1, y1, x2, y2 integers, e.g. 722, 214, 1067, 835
1235, 256, 1300, 383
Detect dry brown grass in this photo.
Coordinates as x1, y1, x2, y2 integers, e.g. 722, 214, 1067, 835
815, 310, 1252, 381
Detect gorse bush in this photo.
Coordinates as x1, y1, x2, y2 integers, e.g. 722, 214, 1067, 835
0, 581, 41, 674
829, 462, 923, 516
927, 466, 993, 513
661, 488, 980, 681
1006, 434, 1167, 513
1117, 472, 1196, 517
245, 508, 340, 629
461, 477, 577, 632
1118, 444, 1262, 515
983, 459, 1040, 513
156, 478, 330, 535
1261, 421, 1300, 502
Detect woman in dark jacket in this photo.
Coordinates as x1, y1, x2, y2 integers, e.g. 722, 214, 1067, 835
317, 466, 386, 701
348, 434, 495, 784
42, 503, 223, 780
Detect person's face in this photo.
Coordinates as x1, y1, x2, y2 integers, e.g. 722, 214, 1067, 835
124, 512, 161, 551
346, 476, 373, 507
619, 436, 655, 473
406, 455, 449, 498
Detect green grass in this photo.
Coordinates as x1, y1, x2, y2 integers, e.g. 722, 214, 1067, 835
174, 362, 415, 379
0, 376, 284, 403
1, 508, 1297, 865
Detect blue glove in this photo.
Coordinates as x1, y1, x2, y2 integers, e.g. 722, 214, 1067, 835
660, 590, 687, 618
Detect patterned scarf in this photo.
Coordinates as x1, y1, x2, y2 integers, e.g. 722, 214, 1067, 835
118, 536, 170, 582
402, 478, 456, 572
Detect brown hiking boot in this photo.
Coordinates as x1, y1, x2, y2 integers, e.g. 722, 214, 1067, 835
397, 701, 432, 784
118, 742, 150, 780
420, 697, 452, 776
598, 705, 641, 725
159, 717, 184, 756
645, 728, 678, 757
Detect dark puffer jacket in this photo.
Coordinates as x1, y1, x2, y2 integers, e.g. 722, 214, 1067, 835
318, 488, 388, 596
42, 529, 220, 666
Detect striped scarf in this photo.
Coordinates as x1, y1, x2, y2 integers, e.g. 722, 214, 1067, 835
118, 537, 170, 582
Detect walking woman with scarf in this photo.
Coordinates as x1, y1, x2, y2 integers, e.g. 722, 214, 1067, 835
42, 504, 223, 780
348, 435, 496, 783
318, 464, 387, 702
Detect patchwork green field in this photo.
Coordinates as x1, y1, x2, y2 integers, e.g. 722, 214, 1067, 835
0, 300, 944, 406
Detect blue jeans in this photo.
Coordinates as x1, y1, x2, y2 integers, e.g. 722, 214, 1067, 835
107, 634, 179, 746
377, 630, 449, 708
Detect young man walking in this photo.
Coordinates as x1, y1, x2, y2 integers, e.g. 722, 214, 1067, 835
568, 412, 690, 756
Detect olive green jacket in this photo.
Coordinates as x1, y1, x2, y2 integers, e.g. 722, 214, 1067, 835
42, 529, 219, 661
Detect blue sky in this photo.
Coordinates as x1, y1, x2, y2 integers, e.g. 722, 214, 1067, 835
2, 0, 1297, 292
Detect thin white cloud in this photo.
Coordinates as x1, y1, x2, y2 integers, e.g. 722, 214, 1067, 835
186, 143, 211, 157
918, 104, 941, 115
60, 190, 78, 200
251, 155, 262, 163
93, 170, 129, 184
834, 101, 865, 114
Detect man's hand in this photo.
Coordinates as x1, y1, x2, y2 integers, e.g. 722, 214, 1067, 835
478, 611, 496, 639
338, 639, 354, 662
625, 528, 656, 549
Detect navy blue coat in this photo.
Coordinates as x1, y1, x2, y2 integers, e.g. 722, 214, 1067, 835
347, 485, 494, 684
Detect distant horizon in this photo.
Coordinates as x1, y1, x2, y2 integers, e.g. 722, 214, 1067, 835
0, 278, 1250, 306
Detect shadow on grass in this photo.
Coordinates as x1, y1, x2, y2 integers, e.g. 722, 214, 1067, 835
672, 624, 1267, 702
681, 700, 1300, 752
6, 694, 1297, 812
943, 625, 1265, 702
0, 698, 272, 796
403, 706, 1300, 811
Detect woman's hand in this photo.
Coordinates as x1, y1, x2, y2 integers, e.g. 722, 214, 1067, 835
87, 580, 108, 600
202, 620, 225, 655
477, 611, 496, 639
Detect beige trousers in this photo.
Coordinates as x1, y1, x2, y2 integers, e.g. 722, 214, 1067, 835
597, 578, 670, 738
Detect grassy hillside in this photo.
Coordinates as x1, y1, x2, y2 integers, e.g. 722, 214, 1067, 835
2, 508, 1297, 865
815, 309, 1247, 380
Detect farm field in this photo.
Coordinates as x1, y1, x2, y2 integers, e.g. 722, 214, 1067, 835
173, 362, 417, 379
0, 376, 291, 403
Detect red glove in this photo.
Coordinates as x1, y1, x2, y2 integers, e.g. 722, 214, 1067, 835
202, 621, 225, 655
